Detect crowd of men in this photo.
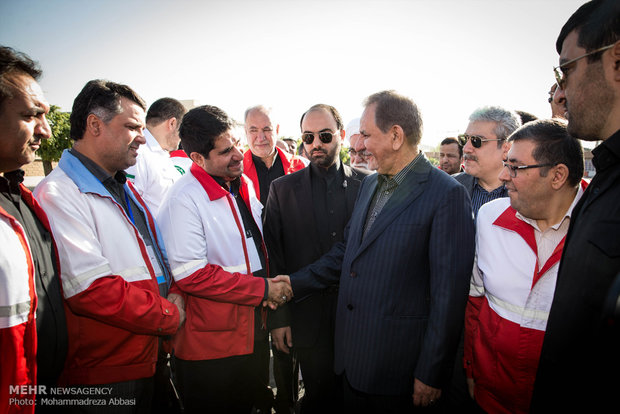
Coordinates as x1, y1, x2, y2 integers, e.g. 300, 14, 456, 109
1, 0, 618, 413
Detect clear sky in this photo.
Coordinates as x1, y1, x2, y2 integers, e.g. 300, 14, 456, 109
1, 0, 588, 149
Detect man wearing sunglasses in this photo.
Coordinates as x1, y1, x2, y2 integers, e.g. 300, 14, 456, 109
264, 104, 369, 413
465, 119, 585, 414
532, 1, 620, 412
454, 106, 521, 217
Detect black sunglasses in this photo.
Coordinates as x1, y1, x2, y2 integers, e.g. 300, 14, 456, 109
302, 131, 336, 145
458, 133, 504, 149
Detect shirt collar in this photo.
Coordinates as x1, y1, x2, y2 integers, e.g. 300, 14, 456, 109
251, 151, 278, 169
473, 178, 506, 195
592, 128, 620, 173
310, 157, 341, 179
69, 148, 126, 184
211, 174, 241, 194
143, 128, 167, 154
0, 169, 25, 195
378, 151, 423, 187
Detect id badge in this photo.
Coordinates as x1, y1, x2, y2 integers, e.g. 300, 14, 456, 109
146, 245, 164, 283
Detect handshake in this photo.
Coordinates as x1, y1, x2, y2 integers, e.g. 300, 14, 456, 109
264, 275, 292, 310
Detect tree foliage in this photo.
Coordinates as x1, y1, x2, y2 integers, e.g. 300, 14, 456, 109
39, 105, 72, 162
38, 105, 72, 175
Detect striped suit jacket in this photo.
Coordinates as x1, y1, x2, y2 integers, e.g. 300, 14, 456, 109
291, 155, 475, 395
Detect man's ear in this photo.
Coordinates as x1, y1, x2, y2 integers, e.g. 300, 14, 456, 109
340, 129, 346, 142
86, 113, 102, 136
276, 124, 280, 136
550, 163, 570, 190
391, 125, 405, 151
190, 151, 207, 170
501, 140, 512, 157
611, 40, 620, 82
168, 117, 178, 132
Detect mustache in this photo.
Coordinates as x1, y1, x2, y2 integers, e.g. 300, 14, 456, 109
311, 149, 327, 156
30, 135, 44, 145
463, 154, 478, 162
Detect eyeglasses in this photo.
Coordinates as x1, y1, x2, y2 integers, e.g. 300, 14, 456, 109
348, 148, 367, 158
302, 131, 336, 145
553, 43, 615, 89
548, 89, 555, 104
502, 161, 555, 178
458, 133, 504, 148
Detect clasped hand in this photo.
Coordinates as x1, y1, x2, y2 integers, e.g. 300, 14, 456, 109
263, 275, 292, 310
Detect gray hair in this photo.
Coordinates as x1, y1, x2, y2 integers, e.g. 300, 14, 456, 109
244, 105, 273, 123
90, 105, 121, 124
468, 106, 522, 147
364, 90, 423, 146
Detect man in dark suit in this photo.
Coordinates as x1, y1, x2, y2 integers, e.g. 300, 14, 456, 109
264, 104, 369, 413
531, 1, 620, 412
273, 90, 475, 412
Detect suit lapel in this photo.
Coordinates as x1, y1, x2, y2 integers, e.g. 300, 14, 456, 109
347, 174, 377, 251
356, 156, 432, 255
343, 165, 362, 216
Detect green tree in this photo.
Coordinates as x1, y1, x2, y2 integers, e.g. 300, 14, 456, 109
340, 145, 350, 165
39, 105, 72, 175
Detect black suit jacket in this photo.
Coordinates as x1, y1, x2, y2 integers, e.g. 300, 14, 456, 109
531, 129, 620, 412
290, 155, 475, 395
453, 172, 475, 197
263, 164, 368, 347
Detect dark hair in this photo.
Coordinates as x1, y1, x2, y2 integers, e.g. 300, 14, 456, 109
508, 118, 584, 187
146, 97, 186, 126
557, 0, 619, 62
516, 110, 538, 125
363, 90, 423, 146
440, 137, 463, 157
179, 105, 235, 158
299, 104, 343, 131
70, 79, 146, 140
0, 46, 42, 110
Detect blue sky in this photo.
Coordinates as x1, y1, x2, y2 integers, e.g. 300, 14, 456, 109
1, 0, 588, 148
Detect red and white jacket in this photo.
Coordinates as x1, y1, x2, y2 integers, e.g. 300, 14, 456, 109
34, 150, 180, 385
157, 163, 268, 360
0, 185, 46, 414
242, 147, 307, 202
464, 184, 585, 414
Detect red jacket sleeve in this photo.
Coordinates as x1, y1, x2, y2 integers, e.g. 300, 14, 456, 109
464, 295, 484, 378
176, 264, 267, 306
66, 275, 179, 336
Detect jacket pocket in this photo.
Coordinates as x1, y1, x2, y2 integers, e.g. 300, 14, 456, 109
187, 296, 238, 332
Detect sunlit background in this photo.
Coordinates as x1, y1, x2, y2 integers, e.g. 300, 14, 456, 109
1, 0, 588, 149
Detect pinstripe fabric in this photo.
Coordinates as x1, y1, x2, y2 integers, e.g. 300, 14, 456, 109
291, 155, 475, 395
363, 152, 422, 238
